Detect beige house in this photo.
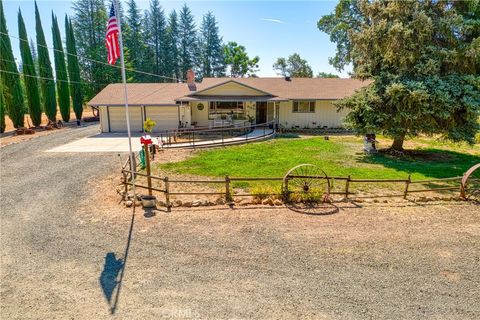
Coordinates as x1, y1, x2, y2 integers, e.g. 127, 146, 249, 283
88, 71, 370, 133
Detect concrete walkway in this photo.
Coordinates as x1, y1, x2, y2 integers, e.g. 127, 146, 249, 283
47, 127, 274, 153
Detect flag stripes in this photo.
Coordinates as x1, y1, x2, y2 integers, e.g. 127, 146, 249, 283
106, 4, 120, 65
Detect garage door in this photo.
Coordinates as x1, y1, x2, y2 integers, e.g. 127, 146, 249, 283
145, 106, 179, 132
108, 106, 143, 132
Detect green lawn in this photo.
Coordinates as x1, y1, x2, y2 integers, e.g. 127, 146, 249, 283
159, 136, 479, 190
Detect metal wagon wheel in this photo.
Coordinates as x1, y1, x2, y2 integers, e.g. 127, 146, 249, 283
283, 164, 330, 203
461, 163, 480, 201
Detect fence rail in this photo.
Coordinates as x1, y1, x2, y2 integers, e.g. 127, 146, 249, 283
120, 167, 475, 211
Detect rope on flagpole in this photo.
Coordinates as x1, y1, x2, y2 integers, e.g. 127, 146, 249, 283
113, 0, 137, 206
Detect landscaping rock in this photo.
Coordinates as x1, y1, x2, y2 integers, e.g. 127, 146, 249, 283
252, 198, 262, 205
215, 198, 225, 205
417, 196, 429, 202
206, 201, 216, 206
239, 199, 250, 206
157, 200, 167, 207
125, 200, 133, 207
273, 199, 283, 206
192, 200, 202, 207
262, 198, 274, 206
173, 200, 183, 207
183, 201, 192, 208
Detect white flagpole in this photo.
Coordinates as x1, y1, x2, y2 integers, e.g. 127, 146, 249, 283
113, 0, 136, 204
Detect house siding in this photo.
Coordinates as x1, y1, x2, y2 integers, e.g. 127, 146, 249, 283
191, 101, 209, 127
278, 100, 348, 129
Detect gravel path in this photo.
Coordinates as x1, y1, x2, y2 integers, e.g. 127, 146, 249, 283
1, 125, 479, 319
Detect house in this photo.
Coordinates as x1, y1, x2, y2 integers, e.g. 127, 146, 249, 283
88, 70, 370, 133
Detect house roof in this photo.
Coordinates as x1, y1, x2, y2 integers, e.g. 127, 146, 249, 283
87, 77, 371, 106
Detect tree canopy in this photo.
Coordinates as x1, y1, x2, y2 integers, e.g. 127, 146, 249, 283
273, 53, 313, 78
317, 72, 339, 78
223, 41, 259, 77
318, 0, 480, 150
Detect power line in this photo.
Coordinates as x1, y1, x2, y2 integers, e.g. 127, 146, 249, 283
0, 57, 84, 79
0, 69, 110, 87
0, 31, 183, 82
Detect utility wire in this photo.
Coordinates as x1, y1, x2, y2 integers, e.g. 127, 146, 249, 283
0, 69, 111, 87
0, 57, 84, 79
0, 31, 183, 82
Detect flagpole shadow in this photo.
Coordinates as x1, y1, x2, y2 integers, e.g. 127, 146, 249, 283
99, 206, 136, 315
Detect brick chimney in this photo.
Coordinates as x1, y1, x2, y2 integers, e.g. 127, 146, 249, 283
187, 69, 195, 84
186, 69, 196, 91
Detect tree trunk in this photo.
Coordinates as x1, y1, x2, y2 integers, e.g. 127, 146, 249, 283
391, 133, 406, 151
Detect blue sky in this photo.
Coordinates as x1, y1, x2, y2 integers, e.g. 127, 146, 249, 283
3, 0, 351, 78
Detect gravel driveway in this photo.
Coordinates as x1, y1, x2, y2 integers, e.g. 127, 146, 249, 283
1, 125, 479, 319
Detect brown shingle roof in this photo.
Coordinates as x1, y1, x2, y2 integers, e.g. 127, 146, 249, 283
88, 77, 371, 106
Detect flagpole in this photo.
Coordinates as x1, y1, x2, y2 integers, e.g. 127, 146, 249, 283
113, 0, 136, 204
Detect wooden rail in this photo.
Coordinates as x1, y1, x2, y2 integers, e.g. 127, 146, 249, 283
121, 167, 472, 210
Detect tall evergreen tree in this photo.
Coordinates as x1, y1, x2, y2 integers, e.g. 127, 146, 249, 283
178, 4, 198, 79
18, 9, 42, 127
35, 1, 56, 122
124, 0, 147, 82
0, 0, 25, 128
199, 12, 225, 78
51, 13, 70, 122
0, 81, 5, 133
65, 16, 83, 123
72, 0, 119, 99
144, 0, 168, 81
165, 10, 180, 81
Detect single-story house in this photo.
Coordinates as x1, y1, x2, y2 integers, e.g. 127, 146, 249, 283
88, 70, 370, 133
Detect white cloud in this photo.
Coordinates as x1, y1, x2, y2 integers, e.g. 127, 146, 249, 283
260, 18, 286, 24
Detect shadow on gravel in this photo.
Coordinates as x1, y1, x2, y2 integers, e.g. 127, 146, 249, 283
99, 207, 136, 315
286, 202, 340, 215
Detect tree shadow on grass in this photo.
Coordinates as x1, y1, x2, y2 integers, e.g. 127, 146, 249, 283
358, 148, 480, 179
99, 207, 136, 315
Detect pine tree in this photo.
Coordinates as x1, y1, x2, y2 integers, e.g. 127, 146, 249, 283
199, 12, 225, 78
72, 0, 120, 99
65, 16, 83, 123
124, 0, 147, 82
165, 10, 180, 81
18, 9, 42, 126
51, 13, 70, 122
144, 0, 168, 81
35, 1, 56, 122
0, 82, 5, 133
0, 0, 25, 128
178, 4, 198, 79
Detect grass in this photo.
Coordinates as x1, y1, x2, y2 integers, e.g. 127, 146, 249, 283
159, 135, 480, 191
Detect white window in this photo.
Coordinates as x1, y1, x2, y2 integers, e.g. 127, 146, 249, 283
293, 101, 315, 113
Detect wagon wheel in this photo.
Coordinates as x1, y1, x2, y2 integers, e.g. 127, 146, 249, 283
461, 163, 480, 201
283, 164, 330, 203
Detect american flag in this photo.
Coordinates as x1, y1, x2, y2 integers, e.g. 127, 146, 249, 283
106, 3, 120, 65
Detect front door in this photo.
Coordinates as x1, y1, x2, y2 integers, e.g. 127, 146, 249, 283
256, 102, 267, 124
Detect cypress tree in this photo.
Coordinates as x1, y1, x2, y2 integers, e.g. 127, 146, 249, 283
0, 82, 5, 133
35, 1, 56, 122
144, 0, 168, 81
18, 9, 42, 127
0, 0, 25, 128
65, 16, 83, 123
51, 13, 70, 122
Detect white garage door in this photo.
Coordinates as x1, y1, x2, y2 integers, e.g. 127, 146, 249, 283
108, 106, 143, 132
145, 106, 179, 132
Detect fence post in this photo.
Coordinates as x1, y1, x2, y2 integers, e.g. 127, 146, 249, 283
144, 144, 153, 196
404, 174, 411, 199
221, 127, 224, 146
123, 171, 128, 199
225, 175, 231, 202
165, 177, 171, 212
345, 175, 351, 199
192, 131, 195, 148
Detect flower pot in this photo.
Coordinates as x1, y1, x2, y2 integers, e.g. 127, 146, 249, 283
141, 195, 156, 208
